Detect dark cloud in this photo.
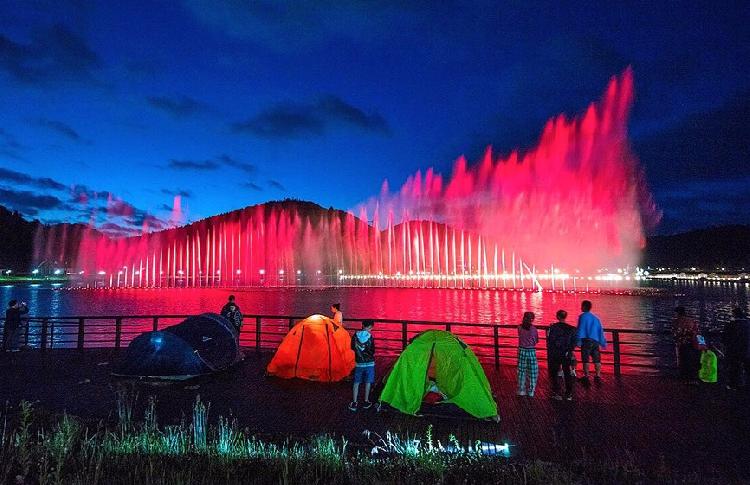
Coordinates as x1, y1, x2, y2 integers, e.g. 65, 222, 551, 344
216, 154, 256, 174
0, 24, 101, 84
0, 187, 63, 214
160, 188, 192, 198
34, 118, 82, 141
268, 179, 286, 191
232, 95, 389, 138
243, 182, 263, 191
168, 159, 220, 171
0, 128, 25, 160
0, 167, 66, 190
147, 95, 207, 118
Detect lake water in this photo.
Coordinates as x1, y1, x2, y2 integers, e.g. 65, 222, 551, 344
1, 281, 747, 372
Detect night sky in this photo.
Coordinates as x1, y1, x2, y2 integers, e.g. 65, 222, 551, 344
0, 1, 747, 235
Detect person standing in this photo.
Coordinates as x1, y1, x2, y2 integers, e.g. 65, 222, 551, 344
349, 319, 375, 411
516, 311, 539, 397
577, 300, 607, 383
672, 306, 700, 385
724, 307, 750, 390
221, 295, 240, 317
3, 300, 29, 352
331, 303, 343, 327
547, 309, 577, 400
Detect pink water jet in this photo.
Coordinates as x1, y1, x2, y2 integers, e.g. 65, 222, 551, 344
35, 70, 659, 289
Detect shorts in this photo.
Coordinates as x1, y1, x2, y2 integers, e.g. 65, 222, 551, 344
580, 338, 601, 364
353, 365, 375, 384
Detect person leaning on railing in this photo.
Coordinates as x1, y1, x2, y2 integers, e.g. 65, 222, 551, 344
672, 306, 700, 385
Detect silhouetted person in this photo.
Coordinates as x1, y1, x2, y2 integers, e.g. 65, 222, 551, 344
672, 306, 700, 384
3, 300, 29, 352
724, 307, 750, 390
577, 300, 606, 383
221, 295, 243, 335
547, 309, 577, 400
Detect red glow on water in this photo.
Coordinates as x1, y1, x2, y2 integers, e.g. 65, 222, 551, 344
36, 70, 659, 288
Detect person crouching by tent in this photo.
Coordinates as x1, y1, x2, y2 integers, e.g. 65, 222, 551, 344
349, 319, 375, 411
547, 309, 577, 401
517, 312, 539, 397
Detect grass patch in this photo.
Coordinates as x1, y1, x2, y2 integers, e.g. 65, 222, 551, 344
0, 396, 705, 484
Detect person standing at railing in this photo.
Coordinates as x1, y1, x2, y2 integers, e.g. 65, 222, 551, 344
672, 306, 700, 385
3, 300, 29, 352
221, 295, 241, 318
724, 307, 750, 390
577, 300, 606, 384
547, 310, 577, 400
516, 311, 539, 397
331, 303, 343, 328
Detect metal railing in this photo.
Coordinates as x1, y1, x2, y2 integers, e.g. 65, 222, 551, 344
0, 314, 701, 376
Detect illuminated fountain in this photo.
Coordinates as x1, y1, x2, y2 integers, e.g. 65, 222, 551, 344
35, 69, 659, 290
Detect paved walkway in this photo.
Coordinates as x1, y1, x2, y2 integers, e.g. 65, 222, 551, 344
1, 349, 749, 479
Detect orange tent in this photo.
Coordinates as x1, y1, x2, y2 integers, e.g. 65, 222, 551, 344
266, 314, 355, 382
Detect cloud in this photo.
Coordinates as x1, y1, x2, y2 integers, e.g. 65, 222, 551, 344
243, 182, 263, 191
232, 95, 389, 138
0, 24, 101, 85
167, 154, 256, 174
147, 95, 208, 118
0, 187, 63, 215
0, 167, 66, 190
216, 154, 256, 174
268, 179, 286, 191
160, 188, 192, 198
168, 159, 220, 171
34, 118, 82, 141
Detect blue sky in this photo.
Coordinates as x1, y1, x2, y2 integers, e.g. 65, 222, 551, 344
0, 0, 747, 234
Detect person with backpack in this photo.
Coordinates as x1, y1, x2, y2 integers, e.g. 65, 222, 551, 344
672, 306, 701, 385
349, 319, 375, 411
547, 309, 577, 400
724, 307, 750, 390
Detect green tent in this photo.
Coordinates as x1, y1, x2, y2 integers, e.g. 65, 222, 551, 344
379, 330, 498, 419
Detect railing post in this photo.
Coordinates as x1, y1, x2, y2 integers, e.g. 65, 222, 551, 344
152, 317, 159, 332
402, 321, 408, 350
288, 318, 294, 329
77, 317, 85, 351
493, 325, 500, 369
255, 316, 262, 351
40, 318, 49, 352
612, 331, 621, 377
445, 322, 452, 332
115, 317, 123, 350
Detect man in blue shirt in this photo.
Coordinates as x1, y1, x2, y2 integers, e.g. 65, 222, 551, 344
577, 300, 607, 383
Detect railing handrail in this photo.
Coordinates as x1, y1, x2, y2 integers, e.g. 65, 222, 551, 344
0, 314, 721, 335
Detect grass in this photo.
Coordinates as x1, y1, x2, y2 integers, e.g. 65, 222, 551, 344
0, 395, 704, 485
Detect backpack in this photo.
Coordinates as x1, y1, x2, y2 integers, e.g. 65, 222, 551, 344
699, 350, 717, 383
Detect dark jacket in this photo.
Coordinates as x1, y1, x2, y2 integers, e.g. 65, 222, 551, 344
723, 317, 750, 360
4, 305, 28, 329
546, 322, 577, 359
351, 330, 375, 366
221, 305, 243, 332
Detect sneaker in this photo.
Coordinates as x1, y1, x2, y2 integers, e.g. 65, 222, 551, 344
551, 394, 563, 401
594, 375, 603, 384
516, 390, 526, 396
362, 401, 372, 409
528, 391, 535, 397
726, 385, 737, 391
348, 401, 358, 412
579, 375, 590, 383
565, 394, 573, 401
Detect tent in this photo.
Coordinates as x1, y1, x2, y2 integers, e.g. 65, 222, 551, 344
378, 330, 498, 420
266, 314, 355, 382
113, 313, 242, 380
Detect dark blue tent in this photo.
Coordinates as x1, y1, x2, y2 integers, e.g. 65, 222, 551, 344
114, 313, 242, 379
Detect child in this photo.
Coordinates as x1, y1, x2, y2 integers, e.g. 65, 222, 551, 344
349, 320, 375, 411
331, 303, 343, 327
517, 312, 539, 397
